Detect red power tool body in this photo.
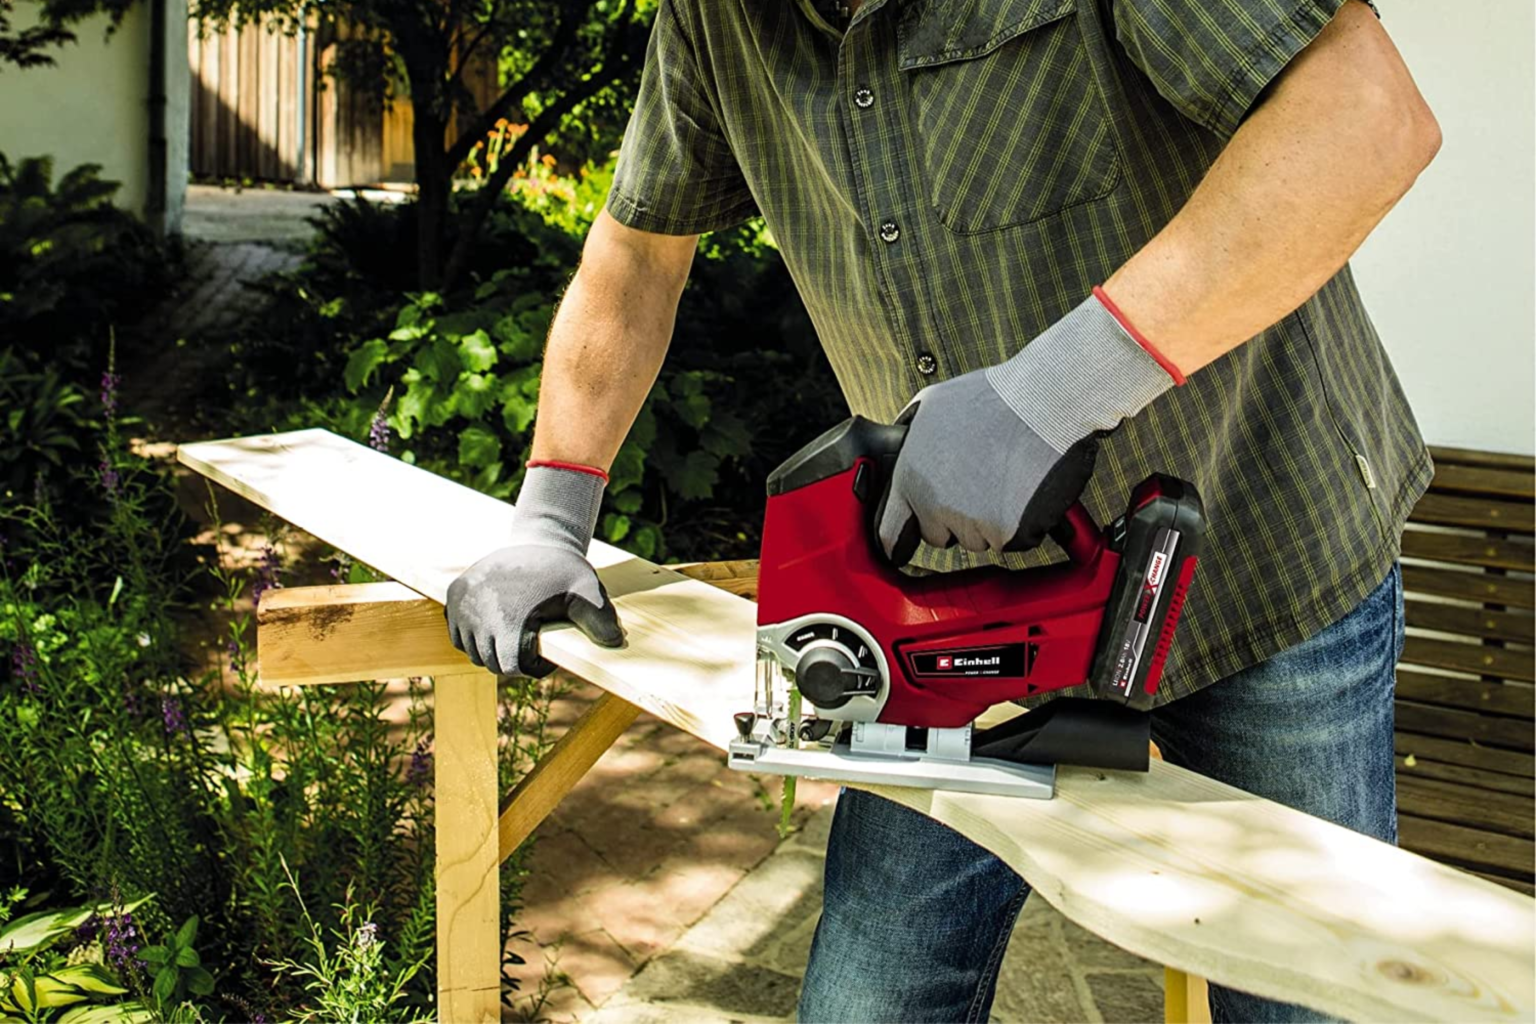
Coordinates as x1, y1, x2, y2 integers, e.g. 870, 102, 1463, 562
730, 416, 1205, 793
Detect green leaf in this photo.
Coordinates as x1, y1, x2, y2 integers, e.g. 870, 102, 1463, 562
452, 372, 498, 419
344, 339, 391, 392
667, 451, 720, 501
57, 1002, 155, 1023
185, 967, 214, 997
701, 411, 753, 459
174, 946, 199, 968
136, 945, 168, 965
0, 897, 147, 954
174, 915, 198, 950
457, 426, 502, 470
394, 302, 421, 329
611, 490, 643, 514
419, 338, 462, 384
675, 391, 711, 430
630, 525, 662, 560
608, 442, 646, 493
152, 966, 178, 1006
50, 965, 127, 996
601, 514, 631, 543
459, 330, 497, 372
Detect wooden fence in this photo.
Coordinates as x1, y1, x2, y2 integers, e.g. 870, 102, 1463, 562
189, 18, 499, 188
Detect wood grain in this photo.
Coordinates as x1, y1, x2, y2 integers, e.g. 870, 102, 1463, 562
178, 430, 1536, 1022
434, 670, 501, 1023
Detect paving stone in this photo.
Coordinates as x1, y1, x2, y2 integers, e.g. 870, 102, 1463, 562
676, 848, 825, 965
611, 949, 802, 1018
1087, 970, 1166, 1024
517, 927, 638, 1010
586, 1001, 788, 1024
505, 975, 592, 1024
520, 827, 622, 904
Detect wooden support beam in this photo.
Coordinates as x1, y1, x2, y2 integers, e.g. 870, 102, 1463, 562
180, 430, 1536, 1022
257, 582, 474, 685
1164, 968, 1212, 1024
498, 692, 640, 862
434, 669, 501, 1023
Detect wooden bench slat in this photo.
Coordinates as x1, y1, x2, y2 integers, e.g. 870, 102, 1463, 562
1395, 669, 1535, 718
1395, 731, 1535, 777
1397, 813, 1535, 878
1475, 871, 1536, 897
1396, 775, 1536, 840
1402, 563, 1535, 610
1400, 529, 1535, 572
1395, 701, 1534, 752
1396, 755, 1536, 798
1401, 635, 1535, 683
1430, 463, 1536, 501
1404, 600, 1535, 644
1428, 446, 1536, 473
1409, 492, 1535, 534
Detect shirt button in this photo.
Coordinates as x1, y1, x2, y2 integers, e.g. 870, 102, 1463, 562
915, 353, 938, 375
879, 220, 900, 243
854, 87, 875, 109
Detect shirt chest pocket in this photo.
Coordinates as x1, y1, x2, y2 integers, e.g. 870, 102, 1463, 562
897, 0, 1120, 234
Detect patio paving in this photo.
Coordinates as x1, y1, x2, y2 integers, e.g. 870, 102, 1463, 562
505, 681, 1168, 1024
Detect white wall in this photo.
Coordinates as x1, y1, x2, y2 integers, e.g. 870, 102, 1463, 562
1350, 1, 1535, 456
0, 0, 188, 235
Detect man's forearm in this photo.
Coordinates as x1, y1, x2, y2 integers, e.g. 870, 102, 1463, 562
1103, 0, 1440, 376
531, 211, 696, 471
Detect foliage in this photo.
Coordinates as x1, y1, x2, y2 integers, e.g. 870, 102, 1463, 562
0, 0, 143, 70
0, 155, 174, 375
215, 169, 842, 563
0, 375, 561, 1019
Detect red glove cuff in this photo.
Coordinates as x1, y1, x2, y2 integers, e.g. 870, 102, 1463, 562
526, 459, 610, 484
1092, 286, 1186, 386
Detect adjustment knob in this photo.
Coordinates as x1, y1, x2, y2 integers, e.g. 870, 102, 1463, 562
733, 711, 757, 739
796, 647, 858, 709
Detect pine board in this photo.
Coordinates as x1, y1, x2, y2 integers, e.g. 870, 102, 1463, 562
178, 429, 1536, 1023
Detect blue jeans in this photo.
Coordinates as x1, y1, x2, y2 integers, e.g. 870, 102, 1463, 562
800, 564, 1404, 1023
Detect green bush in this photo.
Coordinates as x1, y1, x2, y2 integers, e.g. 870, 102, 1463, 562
219, 176, 844, 562
0, 408, 557, 1020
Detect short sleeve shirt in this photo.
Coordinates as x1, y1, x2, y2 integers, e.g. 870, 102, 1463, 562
606, 0, 1432, 704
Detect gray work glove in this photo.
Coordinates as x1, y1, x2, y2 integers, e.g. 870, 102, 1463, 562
877, 291, 1180, 565
446, 464, 624, 677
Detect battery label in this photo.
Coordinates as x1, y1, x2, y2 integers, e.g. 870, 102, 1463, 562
1114, 527, 1180, 695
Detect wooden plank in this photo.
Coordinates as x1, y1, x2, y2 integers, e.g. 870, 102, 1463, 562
1430, 464, 1536, 502
1410, 493, 1535, 535
1400, 529, 1535, 573
1402, 564, 1535, 610
497, 692, 640, 862
1401, 636, 1534, 684
434, 669, 501, 1023
1396, 775, 1535, 840
1394, 702, 1534, 752
1477, 872, 1536, 898
1404, 600, 1534, 644
1396, 755, 1536, 798
1429, 446, 1536, 474
1164, 968, 1211, 1024
256, 581, 474, 685
670, 559, 761, 599
1397, 813, 1535, 878
177, 430, 1536, 1023
1395, 669, 1534, 719
1395, 732, 1535, 778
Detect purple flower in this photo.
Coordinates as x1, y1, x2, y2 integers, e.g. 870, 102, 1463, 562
103, 889, 140, 971
368, 386, 395, 453
408, 736, 433, 788
226, 636, 245, 676
11, 640, 40, 696
98, 458, 121, 498
356, 921, 379, 949
122, 679, 148, 720
251, 543, 283, 607
100, 368, 121, 421
161, 695, 187, 736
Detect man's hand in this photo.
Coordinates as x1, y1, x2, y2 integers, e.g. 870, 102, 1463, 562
446, 464, 623, 677
877, 291, 1178, 564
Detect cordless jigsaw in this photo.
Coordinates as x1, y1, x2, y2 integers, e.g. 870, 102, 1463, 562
727, 416, 1206, 799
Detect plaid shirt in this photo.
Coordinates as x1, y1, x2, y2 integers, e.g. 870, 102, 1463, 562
605, 0, 1431, 703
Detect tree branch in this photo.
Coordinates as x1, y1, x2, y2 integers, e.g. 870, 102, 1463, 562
442, 0, 585, 170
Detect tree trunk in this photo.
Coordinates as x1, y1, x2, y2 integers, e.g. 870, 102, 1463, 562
411, 102, 451, 290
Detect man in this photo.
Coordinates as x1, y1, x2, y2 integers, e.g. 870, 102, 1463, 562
445, 0, 1441, 1019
